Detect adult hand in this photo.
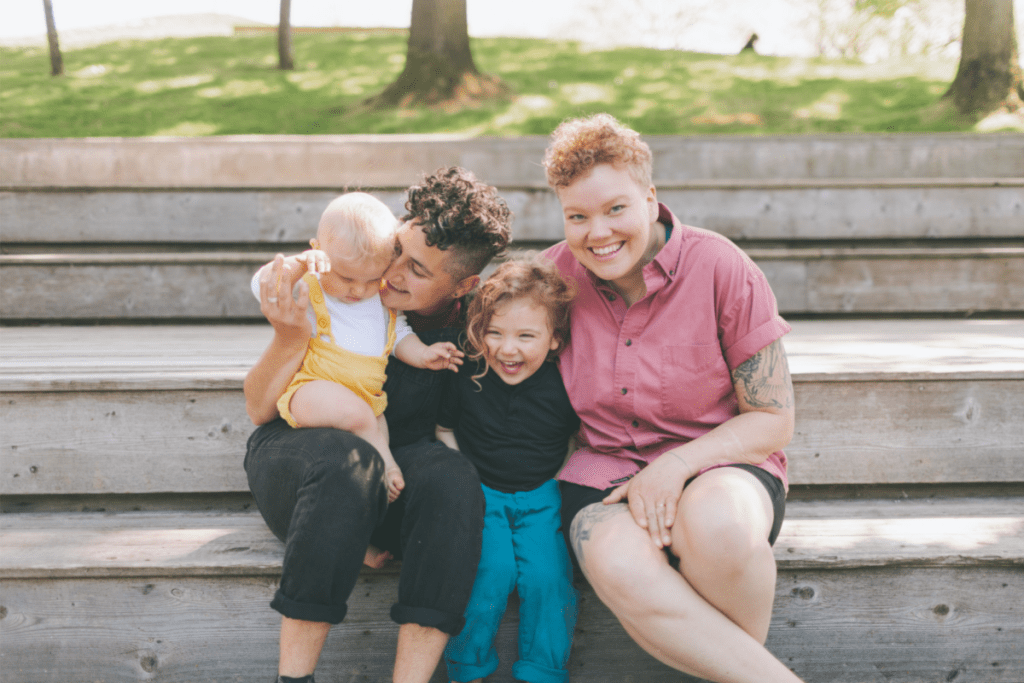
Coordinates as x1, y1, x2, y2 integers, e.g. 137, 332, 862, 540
603, 449, 694, 549
258, 254, 311, 339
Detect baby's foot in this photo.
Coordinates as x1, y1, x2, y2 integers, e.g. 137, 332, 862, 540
385, 465, 405, 503
363, 544, 392, 569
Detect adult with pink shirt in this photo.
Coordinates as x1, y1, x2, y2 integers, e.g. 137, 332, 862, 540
542, 114, 802, 683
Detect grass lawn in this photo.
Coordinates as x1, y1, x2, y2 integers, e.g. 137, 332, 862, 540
0, 30, 993, 138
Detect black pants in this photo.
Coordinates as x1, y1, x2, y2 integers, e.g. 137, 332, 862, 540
245, 419, 484, 635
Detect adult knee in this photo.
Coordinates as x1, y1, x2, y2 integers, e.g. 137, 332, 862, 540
305, 429, 384, 500
677, 511, 771, 579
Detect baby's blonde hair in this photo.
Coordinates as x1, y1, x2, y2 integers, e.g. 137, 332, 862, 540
317, 192, 398, 263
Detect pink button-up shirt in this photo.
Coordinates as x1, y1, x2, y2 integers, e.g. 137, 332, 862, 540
545, 204, 791, 491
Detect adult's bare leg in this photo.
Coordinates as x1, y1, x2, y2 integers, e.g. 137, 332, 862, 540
279, 616, 331, 677
393, 624, 448, 683
570, 503, 800, 683
672, 467, 778, 643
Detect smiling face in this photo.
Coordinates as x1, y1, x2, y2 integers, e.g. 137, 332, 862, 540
317, 231, 392, 304
380, 220, 476, 315
556, 163, 662, 302
483, 296, 560, 386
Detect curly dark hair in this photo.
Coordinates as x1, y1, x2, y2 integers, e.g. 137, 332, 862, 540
403, 167, 513, 281
464, 253, 576, 387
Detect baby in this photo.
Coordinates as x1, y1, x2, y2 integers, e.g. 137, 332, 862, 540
252, 193, 462, 511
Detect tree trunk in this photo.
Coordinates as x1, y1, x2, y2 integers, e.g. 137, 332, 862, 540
366, 0, 508, 109
42, 0, 63, 76
943, 0, 1023, 116
278, 0, 294, 70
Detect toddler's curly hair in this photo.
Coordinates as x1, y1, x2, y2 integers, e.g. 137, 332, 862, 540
543, 113, 653, 190
404, 167, 513, 280
464, 254, 576, 387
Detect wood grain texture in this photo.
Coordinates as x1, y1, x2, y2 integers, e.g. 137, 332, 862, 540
3, 183, 1022, 243
2, 499, 1021, 579
2, 378, 1021, 495
1, 566, 1021, 682
3, 134, 1022, 188
3, 251, 1021, 319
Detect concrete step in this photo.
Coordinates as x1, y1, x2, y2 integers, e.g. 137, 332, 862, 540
2, 244, 1022, 321
1, 320, 1022, 499
3, 180, 1022, 245
4, 135, 1022, 188
2, 498, 1022, 682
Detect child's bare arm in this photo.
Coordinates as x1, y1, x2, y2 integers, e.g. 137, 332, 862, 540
435, 425, 460, 451
394, 335, 464, 372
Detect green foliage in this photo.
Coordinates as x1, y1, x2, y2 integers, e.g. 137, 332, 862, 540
854, 0, 913, 19
0, 31, 971, 138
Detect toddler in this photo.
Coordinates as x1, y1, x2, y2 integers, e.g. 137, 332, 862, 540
436, 255, 579, 683
251, 193, 462, 510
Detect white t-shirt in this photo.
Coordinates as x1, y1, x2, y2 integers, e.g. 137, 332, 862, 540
250, 271, 413, 357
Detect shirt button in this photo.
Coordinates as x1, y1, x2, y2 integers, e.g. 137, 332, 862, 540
669, 269, 675, 276
632, 420, 639, 428
625, 339, 632, 346
607, 293, 616, 302
621, 387, 628, 395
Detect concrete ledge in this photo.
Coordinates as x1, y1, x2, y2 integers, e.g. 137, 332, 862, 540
3, 134, 1022, 188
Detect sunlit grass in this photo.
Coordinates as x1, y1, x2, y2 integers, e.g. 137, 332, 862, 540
0, 31, 985, 138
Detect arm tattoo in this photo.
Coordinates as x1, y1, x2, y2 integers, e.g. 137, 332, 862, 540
731, 339, 794, 410
570, 502, 627, 571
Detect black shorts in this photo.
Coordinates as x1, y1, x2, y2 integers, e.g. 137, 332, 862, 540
559, 463, 786, 563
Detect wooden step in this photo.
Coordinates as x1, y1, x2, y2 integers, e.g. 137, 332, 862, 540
2, 498, 1022, 682
1, 320, 1022, 497
4, 134, 1022, 188
3, 244, 1021, 320
4, 180, 1022, 245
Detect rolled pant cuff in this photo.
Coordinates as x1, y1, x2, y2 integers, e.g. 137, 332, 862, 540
446, 658, 499, 683
512, 660, 570, 683
390, 603, 465, 636
271, 589, 347, 625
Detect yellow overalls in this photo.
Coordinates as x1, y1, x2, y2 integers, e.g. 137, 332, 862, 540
277, 272, 398, 427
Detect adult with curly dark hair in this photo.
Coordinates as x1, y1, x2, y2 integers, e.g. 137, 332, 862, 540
244, 167, 513, 683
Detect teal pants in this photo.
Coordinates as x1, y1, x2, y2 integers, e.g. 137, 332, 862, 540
444, 480, 578, 683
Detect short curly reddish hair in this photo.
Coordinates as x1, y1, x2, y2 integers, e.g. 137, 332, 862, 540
403, 167, 513, 281
543, 113, 653, 190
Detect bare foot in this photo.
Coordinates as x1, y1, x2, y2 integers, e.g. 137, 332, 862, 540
363, 544, 392, 569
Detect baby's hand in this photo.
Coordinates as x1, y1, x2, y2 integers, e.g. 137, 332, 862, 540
420, 341, 464, 372
288, 247, 331, 276
385, 464, 405, 503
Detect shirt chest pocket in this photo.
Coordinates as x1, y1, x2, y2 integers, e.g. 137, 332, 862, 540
659, 343, 731, 421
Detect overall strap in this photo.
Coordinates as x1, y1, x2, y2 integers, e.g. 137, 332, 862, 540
383, 308, 398, 356
302, 272, 336, 345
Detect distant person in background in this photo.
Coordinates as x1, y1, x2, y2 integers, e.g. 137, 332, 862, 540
244, 167, 512, 683
541, 113, 803, 683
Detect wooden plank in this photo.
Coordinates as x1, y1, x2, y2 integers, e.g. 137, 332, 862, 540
0, 261, 264, 320
2, 377, 1021, 495
2, 499, 1022, 579
0, 390, 252, 495
4, 183, 1022, 242
2, 319, 1021, 385
3, 134, 1022, 188
3, 251, 1021, 320
790, 379, 1024, 485
0, 567, 1021, 682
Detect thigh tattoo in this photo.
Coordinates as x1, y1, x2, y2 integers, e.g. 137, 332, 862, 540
570, 502, 628, 570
